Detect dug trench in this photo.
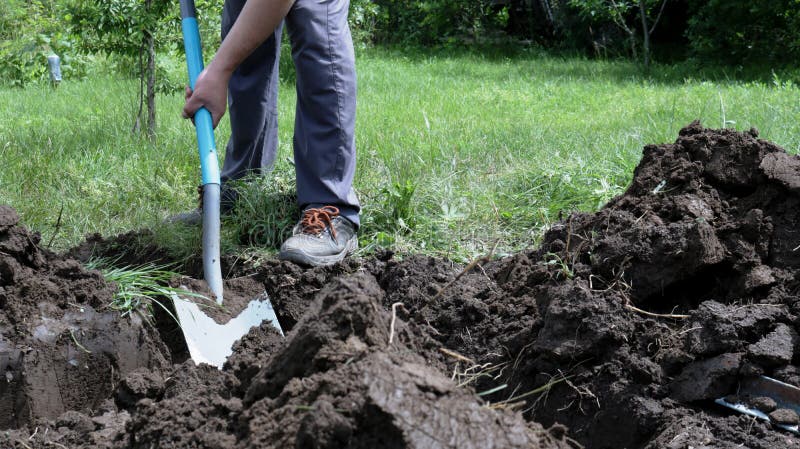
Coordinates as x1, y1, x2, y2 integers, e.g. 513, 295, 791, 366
3, 122, 800, 448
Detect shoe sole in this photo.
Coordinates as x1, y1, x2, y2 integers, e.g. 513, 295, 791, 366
278, 238, 358, 267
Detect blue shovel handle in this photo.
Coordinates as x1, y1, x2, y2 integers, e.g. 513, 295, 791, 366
180, 0, 220, 186
180, 0, 224, 304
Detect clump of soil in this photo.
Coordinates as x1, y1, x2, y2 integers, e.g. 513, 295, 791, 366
5, 122, 800, 448
125, 274, 568, 448
0, 206, 170, 430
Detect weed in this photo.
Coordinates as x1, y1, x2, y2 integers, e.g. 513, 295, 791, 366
227, 166, 299, 250
542, 252, 575, 279
85, 257, 204, 320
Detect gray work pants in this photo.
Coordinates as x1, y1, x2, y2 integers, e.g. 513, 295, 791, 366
221, 0, 360, 226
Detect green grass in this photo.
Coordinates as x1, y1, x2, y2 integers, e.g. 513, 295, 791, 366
2, 48, 799, 263
85, 257, 204, 318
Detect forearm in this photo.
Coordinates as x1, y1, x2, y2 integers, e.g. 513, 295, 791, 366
209, 0, 295, 76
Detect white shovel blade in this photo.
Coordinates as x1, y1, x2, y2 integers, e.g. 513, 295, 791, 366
170, 291, 283, 368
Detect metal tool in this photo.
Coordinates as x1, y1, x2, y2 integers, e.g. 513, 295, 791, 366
716, 375, 800, 434
175, 0, 283, 368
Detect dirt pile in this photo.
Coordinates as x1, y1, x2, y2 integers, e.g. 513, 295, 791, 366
0, 208, 568, 447
0, 206, 170, 432
259, 122, 800, 447
4, 122, 800, 448
124, 274, 567, 448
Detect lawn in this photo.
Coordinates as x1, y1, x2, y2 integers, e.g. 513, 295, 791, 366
1, 47, 799, 262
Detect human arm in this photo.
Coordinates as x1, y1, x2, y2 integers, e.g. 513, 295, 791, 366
182, 0, 295, 127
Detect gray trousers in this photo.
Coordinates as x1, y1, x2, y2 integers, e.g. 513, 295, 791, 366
221, 0, 360, 226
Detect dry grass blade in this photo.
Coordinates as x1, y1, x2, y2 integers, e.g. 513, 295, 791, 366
489, 375, 571, 410
430, 240, 499, 301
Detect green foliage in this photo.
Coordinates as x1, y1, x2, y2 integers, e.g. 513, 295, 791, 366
349, 0, 381, 47
191, 0, 224, 59
372, 0, 506, 45
687, 0, 800, 65
0, 0, 88, 86
569, 0, 667, 61
358, 179, 418, 251
378, 180, 417, 232
228, 168, 300, 250
65, 0, 172, 58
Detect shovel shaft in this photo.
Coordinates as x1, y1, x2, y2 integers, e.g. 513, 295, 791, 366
180, 0, 223, 303
180, 0, 220, 187
202, 184, 223, 303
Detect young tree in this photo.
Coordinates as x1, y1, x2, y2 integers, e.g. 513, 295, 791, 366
66, 0, 173, 138
570, 0, 668, 67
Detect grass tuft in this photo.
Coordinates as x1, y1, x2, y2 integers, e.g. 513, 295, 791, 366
227, 164, 300, 251
85, 257, 204, 319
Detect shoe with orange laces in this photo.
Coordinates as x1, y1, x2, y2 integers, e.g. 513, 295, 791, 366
278, 206, 358, 266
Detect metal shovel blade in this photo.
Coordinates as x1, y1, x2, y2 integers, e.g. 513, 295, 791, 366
716, 376, 800, 434
170, 290, 283, 368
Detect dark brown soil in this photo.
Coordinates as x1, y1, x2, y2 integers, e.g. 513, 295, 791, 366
4, 122, 800, 448
0, 206, 170, 431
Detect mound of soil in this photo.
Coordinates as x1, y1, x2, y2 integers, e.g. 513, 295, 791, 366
4, 122, 800, 448
258, 122, 800, 448
0, 206, 170, 430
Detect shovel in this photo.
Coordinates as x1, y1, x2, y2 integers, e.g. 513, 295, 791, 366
716, 375, 800, 434
174, 0, 283, 368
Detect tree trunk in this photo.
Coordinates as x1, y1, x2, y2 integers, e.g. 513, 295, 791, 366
639, 0, 650, 67
628, 30, 637, 61
539, 0, 556, 30
146, 30, 156, 139
132, 44, 144, 134
142, 0, 156, 139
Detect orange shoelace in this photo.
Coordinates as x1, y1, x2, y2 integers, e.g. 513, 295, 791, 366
299, 206, 340, 240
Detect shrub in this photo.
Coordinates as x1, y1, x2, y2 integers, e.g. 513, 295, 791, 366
687, 0, 800, 65
0, 0, 87, 86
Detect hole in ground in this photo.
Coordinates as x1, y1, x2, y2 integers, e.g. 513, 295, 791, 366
635, 262, 739, 314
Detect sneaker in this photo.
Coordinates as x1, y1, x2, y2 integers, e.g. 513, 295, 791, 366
279, 206, 358, 267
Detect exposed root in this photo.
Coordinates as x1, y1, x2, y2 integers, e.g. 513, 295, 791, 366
489, 375, 571, 410
624, 303, 689, 320
559, 374, 600, 415
388, 302, 404, 345
439, 347, 476, 365
430, 240, 499, 301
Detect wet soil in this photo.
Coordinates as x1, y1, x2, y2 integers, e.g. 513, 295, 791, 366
0, 206, 170, 431
3, 122, 800, 448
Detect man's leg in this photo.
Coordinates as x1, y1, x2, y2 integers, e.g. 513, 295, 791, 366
278, 0, 359, 266
285, 0, 360, 226
220, 0, 282, 205
170, 1, 281, 225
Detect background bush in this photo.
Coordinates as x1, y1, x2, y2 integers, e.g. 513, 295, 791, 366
0, 0, 91, 86
686, 0, 800, 64
2, 0, 799, 89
